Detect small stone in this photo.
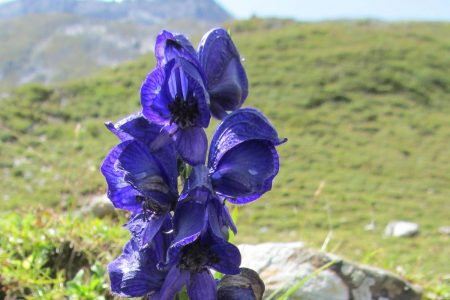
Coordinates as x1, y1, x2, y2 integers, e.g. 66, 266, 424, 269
364, 221, 376, 231
82, 194, 116, 218
384, 221, 419, 237
259, 226, 269, 233
438, 226, 450, 236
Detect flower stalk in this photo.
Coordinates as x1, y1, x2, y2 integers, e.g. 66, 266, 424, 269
101, 28, 286, 300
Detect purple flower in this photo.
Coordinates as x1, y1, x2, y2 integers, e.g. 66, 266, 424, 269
155, 28, 248, 119
140, 28, 248, 164
208, 108, 286, 204
198, 28, 248, 119
101, 114, 178, 245
110, 214, 240, 300
141, 56, 210, 166
108, 216, 173, 298
155, 228, 241, 300
176, 165, 237, 240
169, 108, 285, 240
103, 28, 280, 300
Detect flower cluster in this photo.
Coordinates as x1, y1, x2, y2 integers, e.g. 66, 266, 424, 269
101, 28, 286, 300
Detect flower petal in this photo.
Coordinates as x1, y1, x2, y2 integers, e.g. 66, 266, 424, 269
184, 67, 211, 129
141, 66, 172, 125
117, 140, 176, 208
100, 141, 141, 212
208, 108, 286, 169
153, 266, 189, 300
164, 201, 207, 267
211, 140, 279, 204
179, 165, 212, 202
155, 30, 174, 66
221, 201, 237, 235
208, 197, 237, 239
105, 112, 161, 143
105, 114, 178, 192
175, 127, 208, 166
187, 270, 217, 300
108, 239, 166, 297
166, 58, 211, 128
155, 30, 197, 67
198, 28, 248, 118
203, 231, 241, 275
126, 213, 168, 249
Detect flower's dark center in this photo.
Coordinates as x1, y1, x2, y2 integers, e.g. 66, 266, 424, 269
168, 95, 198, 129
136, 195, 168, 220
178, 239, 219, 273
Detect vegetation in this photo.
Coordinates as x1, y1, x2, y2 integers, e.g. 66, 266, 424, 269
0, 209, 128, 299
1, 19, 449, 298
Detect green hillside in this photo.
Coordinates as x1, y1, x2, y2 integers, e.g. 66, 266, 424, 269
1, 19, 449, 297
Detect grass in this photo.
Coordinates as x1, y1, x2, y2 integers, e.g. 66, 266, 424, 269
0, 18, 449, 298
0, 209, 128, 299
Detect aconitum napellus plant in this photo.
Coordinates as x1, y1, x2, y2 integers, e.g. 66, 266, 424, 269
101, 28, 286, 300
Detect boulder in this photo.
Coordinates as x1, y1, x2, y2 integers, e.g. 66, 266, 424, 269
384, 221, 419, 237
238, 242, 422, 300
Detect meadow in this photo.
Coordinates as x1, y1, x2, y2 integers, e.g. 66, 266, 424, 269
1, 19, 449, 298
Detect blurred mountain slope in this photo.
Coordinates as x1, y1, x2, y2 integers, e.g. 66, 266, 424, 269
0, 0, 230, 24
0, 0, 231, 87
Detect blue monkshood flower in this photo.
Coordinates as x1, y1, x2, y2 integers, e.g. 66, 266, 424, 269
174, 165, 237, 241
140, 29, 248, 164
208, 108, 286, 204
110, 213, 240, 300
155, 227, 241, 300
154, 29, 248, 120
198, 28, 248, 119
108, 215, 173, 298
101, 113, 178, 245
165, 108, 286, 240
141, 55, 211, 166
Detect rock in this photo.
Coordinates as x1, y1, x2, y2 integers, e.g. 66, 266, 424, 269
238, 242, 422, 300
364, 221, 376, 231
384, 221, 419, 237
438, 226, 450, 236
82, 194, 116, 218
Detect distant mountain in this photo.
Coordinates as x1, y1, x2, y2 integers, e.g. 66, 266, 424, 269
0, 0, 231, 87
0, 0, 231, 24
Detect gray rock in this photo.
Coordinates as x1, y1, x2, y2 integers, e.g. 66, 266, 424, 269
238, 242, 422, 300
364, 221, 376, 231
438, 226, 450, 236
82, 194, 116, 218
384, 221, 419, 237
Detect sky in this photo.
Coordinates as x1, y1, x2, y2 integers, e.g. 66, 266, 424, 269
0, 0, 449, 21
215, 0, 450, 21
